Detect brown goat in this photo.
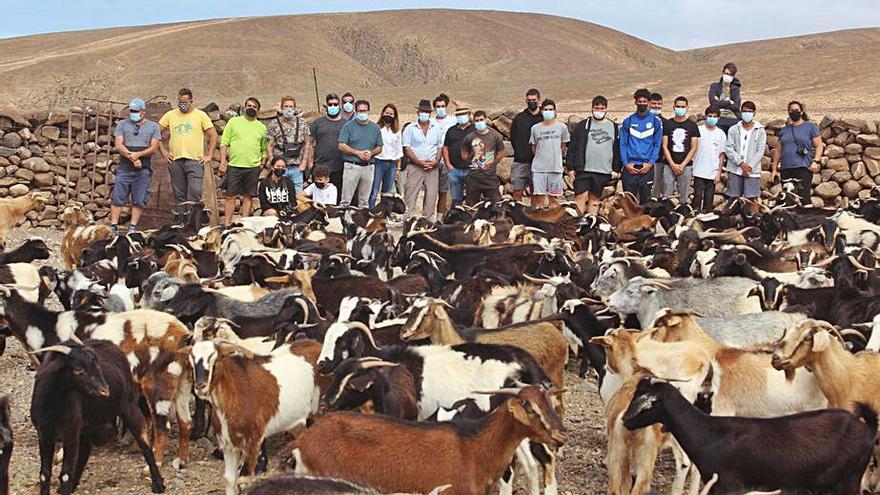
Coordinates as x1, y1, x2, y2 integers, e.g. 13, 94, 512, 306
0, 192, 45, 249
162, 248, 200, 283
60, 204, 114, 268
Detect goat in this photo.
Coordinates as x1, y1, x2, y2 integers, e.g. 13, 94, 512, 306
0, 192, 45, 249
403, 233, 542, 280
59, 204, 114, 268
322, 357, 419, 420
558, 298, 610, 379
245, 475, 452, 494
623, 376, 876, 495
289, 385, 564, 495
474, 277, 562, 329
31, 340, 165, 495
186, 339, 320, 495
0, 262, 46, 304
0, 396, 9, 495
0, 237, 50, 264
591, 258, 670, 302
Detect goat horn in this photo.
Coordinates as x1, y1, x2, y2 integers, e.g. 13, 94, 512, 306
736, 245, 762, 256
359, 360, 398, 369
811, 255, 839, 267
642, 279, 672, 290
68, 334, 84, 345
472, 388, 522, 396
699, 474, 719, 495
847, 255, 875, 272
31, 345, 72, 355
522, 274, 550, 284
214, 340, 254, 359
579, 297, 604, 304
838, 328, 867, 341
294, 296, 311, 325
0, 286, 10, 297
346, 321, 379, 349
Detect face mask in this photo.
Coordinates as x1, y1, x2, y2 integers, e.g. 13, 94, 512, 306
650, 108, 662, 116
273, 168, 286, 177
245, 108, 257, 118
382, 115, 394, 124
674, 108, 687, 118
343, 102, 355, 113
457, 115, 470, 125
435, 108, 447, 118
315, 181, 327, 189
706, 117, 719, 127
592, 111, 606, 120
741, 112, 754, 123
636, 104, 648, 114
327, 105, 340, 117
542, 110, 555, 121
178, 102, 189, 112
527, 101, 538, 111
789, 111, 802, 122
418, 112, 430, 123
282, 109, 296, 119
130, 112, 142, 123
474, 121, 487, 131
722, 74, 734, 84
355, 112, 369, 122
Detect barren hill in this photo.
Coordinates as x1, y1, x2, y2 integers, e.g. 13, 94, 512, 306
0, 9, 877, 118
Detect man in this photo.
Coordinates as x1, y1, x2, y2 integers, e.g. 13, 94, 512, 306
462, 110, 506, 205
661, 96, 701, 206
509, 88, 543, 201
110, 98, 161, 232
566, 96, 621, 214
266, 96, 311, 193
159, 88, 218, 214
219, 97, 268, 224
431, 93, 458, 214
307, 93, 346, 200
529, 99, 570, 208
442, 107, 474, 206
619, 88, 663, 204
259, 156, 297, 216
692, 106, 727, 212
649, 92, 668, 197
340, 92, 356, 121
403, 99, 445, 219
724, 101, 766, 200
337, 99, 383, 207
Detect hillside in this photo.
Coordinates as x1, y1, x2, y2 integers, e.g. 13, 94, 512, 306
0, 10, 877, 118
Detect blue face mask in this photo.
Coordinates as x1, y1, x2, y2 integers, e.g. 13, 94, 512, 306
741, 112, 754, 123
327, 105, 340, 117
474, 121, 487, 131
130, 112, 142, 122
706, 116, 719, 127
649, 108, 662, 116
456, 115, 470, 125
435, 107, 447, 118
418, 112, 431, 123
355, 112, 369, 122
674, 108, 687, 118
343, 102, 355, 113
542, 110, 555, 120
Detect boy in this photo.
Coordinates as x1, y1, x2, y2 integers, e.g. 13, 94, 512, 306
619, 89, 663, 204
529, 99, 570, 208
661, 96, 700, 206
297, 165, 338, 206
724, 101, 766, 200
692, 107, 727, 212
565, 96, 621, 214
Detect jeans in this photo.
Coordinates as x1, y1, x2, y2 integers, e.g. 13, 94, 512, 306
621, 168, 654, 204
340, 162, 374, 208
693, 177, 715, 212
448, 168, 469, 205
284, 166, 304, 193
403, 166, 439, 219
169, 158, 204, 214
369, 159, 397, 208
660, 164, 694, 206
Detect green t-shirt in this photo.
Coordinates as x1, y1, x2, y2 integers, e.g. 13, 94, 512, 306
338, 120, 382, 164
220, 116, 268, 168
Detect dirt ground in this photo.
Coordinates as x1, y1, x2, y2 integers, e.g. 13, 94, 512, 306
0, 227, 676, 495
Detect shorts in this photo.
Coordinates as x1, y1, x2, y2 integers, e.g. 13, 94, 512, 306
225, 166, 260, 197
725, 173, 760, 199
574, 171, 611, 197
511, 162, 532, 190
111, 168, 152, 208
438, 162, 449, 193
532, 172, 564, 196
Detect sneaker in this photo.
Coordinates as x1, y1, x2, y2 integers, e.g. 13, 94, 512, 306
110, 224, 119, 233
128, 224, 137, 233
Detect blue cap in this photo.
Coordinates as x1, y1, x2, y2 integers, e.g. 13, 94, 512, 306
129, 98, 146, 111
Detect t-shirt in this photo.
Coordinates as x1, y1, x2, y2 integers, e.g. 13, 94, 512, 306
220, 116, 268, 168
338, 120, 383, 164
529, 121, 570, 173
309, 117, 346, 172
158, 108, 214, 160
444, 124, 474, 169
583, 118, 616, 175
462, 129, 505, 175
778, 122, 820, 170
258, 176, 296, 212
114, 119, 161, 171
265, 116, 310, 165
304, 182, 338, 205
376, 126, 403, 161
662, 118, 701, 166
692, 124, 727, 180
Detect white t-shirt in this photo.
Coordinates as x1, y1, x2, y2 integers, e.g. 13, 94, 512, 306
376, 126, 403, 160
692, 125, 727, 179
304, 183, 338, 205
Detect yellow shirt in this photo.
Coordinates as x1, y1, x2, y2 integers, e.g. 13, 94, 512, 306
159, 108, 214, 160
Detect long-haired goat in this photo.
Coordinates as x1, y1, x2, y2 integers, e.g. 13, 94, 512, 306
0, 192, 45, 249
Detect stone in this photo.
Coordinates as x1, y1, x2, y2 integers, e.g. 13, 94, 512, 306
852, 162, 867, 180
868, 120, 879, 135
207, 111, 221, 121
820, 169, 835, 181
8, 184, 28, 197
814, 181, 841, 199
856, 134, 880, 147
859, 175, 876, 189
819, 115, 835, 130
95, 184, 111, 197
831, 171, 852, 183
812, 173, 822, 186
214, 120, 226, 133
810, 197, 825, 207
21, 157, 50, 173
8, 155, 19, 166
32, 172, 54, 188
37, 220, 61, 228
0, 147, 15, 158
840, 117, 867, 133
846, 154, 861, 164
859, 190, 873, 199
765, 119, 785, 131
2, 133, 22, 148
865, 147, 880, 160
766, 135, 779, 148
760, 171, 772, 189
496, 157, 513, 184
842, 180, 861, 199
40, 126, 61, 141
865, 156, 880, 176
832, 131, 855, 147
844, 143, 864, 155
825, 158, 850, 172
0, 177, 15, 187
17, 128, 31, 141
14, 168, 34, 182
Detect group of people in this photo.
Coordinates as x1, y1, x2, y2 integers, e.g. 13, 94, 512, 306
108, 62, 826, 229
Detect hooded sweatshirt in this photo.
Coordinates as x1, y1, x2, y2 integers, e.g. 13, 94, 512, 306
619, 111, 663, 166
708, 77, 742, 120
724, 120, 766, 178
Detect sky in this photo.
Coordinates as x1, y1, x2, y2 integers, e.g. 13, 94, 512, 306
3, 0, 879, 50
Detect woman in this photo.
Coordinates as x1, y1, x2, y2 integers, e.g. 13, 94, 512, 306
770, 101, 824, 204
369, 104, 403, 208
708, 62, 742, 134
258, 156, 297, 216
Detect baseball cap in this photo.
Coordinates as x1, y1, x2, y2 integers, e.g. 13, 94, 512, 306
129, 98, 146, 111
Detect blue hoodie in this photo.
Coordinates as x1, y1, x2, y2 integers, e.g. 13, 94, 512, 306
620, 111, 663, 165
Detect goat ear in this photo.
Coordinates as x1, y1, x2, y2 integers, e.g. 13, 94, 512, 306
589, 336, 610, 347
747, 286, 760, 298
508, 399, 531, 424
177, 345, 192, 358
639, 285, 658, 295
811, 331, 831, 353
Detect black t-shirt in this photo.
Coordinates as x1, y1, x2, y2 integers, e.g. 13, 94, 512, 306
444, 124, 475, 169
662, 118, 701, 166
309, 116, 346, 172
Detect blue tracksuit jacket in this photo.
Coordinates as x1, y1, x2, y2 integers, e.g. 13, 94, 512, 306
619, 112, 663, 165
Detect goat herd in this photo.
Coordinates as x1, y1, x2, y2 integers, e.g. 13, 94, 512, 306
0, 187, 879, 495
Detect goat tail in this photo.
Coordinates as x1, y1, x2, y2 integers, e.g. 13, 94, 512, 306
853, 402, 879, 434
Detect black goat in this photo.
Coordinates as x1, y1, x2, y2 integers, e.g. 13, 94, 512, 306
323, 357, 420, 420
0, 237, 50, 264
31, 340, 164, 495
558, 299, 610, 380
623, 377, 876, 495
0, 396, 10, 495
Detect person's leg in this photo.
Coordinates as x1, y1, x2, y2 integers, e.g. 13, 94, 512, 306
485, 177, 502, 203
639, 173, 653, 204
110, 170, 133, 227
369, 160, 386, 208
465, 174, 481, 206
547, 172, 564, 206
693, 178, 706, 212
129, 169, 152, 227
621, 169, 638, 199
262, 208, 278, 216
447, 168, 463, 206
168, 160, 188, 214
241, 196, 253, 217
652, 162, 666, 197
185, 159, 204, 203
531, 172, 547, 208
339, 163, 358, 206
586, 192, 601, 214
224, 196, 237, 225
330, 168, 344, 193
356, 165, 375, 209
382, 162, 397, 194
422, 168, 439, 220
436, 164, 449, 214
403, 166, 424, 219
242, 168, 260, 217
284, 166, 304, 194
677, 166, 693, 206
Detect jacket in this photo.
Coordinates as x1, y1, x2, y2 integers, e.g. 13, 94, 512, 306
509, 109, 543, 163
565, 117, 621, 173
619, 112, 663, 165
708, 78, 742, 119
724, 121, 766, 178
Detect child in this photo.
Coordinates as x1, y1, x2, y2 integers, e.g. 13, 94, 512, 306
692, 107, 727, 212
297, 164, 338, 206
724, 101, 766, 201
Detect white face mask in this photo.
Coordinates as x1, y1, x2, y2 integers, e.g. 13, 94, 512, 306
592, 111, 606, 120
722, 74, 734, 84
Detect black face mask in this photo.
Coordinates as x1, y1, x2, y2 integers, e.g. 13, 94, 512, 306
789, 111, 802, 122
272, 168, 285, 177
527, 101, 538, 111
382, 115, 394, 124
245, 108, 257, 118
315, 182, 327, 189
636, 104, 648, 114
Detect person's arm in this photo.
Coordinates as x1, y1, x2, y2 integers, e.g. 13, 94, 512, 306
611, 123, 622, 176
157, 113, 173, 161
296, 184, 312, 204
404, 147, 424, 169
267, 137, 276, 159
647, 118, 663, 168
619, 119, 635, 174
708, 84, 720, 107
810, 126, 824, 172
509, 116, 519, 154
203, 127, 218, 163
770, 138, 782, 179
258, 182, 269, 209
371, 129, 384, 159
731, 84, 742, 113
143, 137, 160, 158
724, 131, 741, 169
716, 151, 727, 182
683, 136, 699, 166
491, 136, 506, 167
442, 145, 452, 170
662, 135, 675, 166
747, 129, 767, 176
219, 124, 231, 173
114, 135, 132, 160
